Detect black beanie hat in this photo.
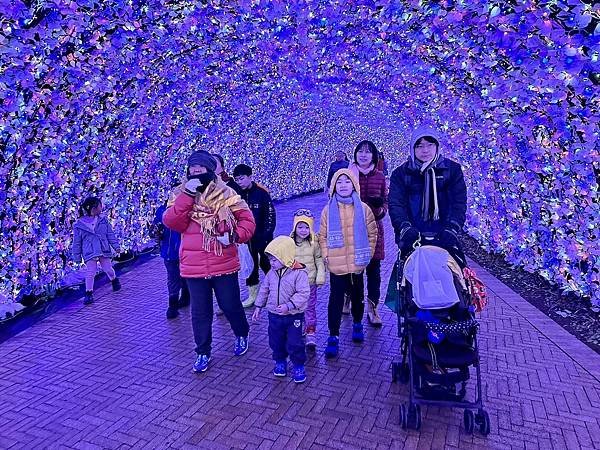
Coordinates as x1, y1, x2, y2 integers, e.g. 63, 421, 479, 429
232, 164, 252, 178
188, 150, 217, 173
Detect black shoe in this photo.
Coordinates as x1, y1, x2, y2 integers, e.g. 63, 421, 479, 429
84, 291, 94, 305
167, 296, 179, 319
111, 278, 121, 292
166, 306, 179, 319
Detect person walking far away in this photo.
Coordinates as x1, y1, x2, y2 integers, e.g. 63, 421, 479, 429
163, 150, 256, 373
252, 236, 310, 383
72, 197, 122, 305
232, 163, 276, 308
326, 150, 350, 189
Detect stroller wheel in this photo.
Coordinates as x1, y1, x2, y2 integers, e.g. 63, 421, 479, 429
475, 409, 491, 436
463, 409, 475, 434
408, 403, 422, 431
400, 404, 408, 429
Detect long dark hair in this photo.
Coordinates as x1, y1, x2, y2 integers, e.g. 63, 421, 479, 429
79, 196, 102, 216
353, 140, 379, 166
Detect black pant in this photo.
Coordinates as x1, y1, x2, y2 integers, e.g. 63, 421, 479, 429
328, 272, 365, 336
186, 273, 249, 356
164, 259, 188, 300
246, 242, 271, 287
365, 259, 381, 303
268, 312, 306, 367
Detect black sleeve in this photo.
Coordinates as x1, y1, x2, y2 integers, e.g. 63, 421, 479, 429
447, 162, 467, 231
388, 166, 412, 240
264, 191, 276, 237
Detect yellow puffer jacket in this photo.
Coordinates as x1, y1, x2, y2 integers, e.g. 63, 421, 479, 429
293, 238, 326, 285
318, 169, 378, 275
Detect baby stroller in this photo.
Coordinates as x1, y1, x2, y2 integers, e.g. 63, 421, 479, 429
388, 234, 490, 435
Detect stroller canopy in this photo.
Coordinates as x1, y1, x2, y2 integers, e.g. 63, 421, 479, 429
402, 246, 466, 310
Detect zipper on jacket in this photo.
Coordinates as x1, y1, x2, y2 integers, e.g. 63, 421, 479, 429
276, 269, 287, 307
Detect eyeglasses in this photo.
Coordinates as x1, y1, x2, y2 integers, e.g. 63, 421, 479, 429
415, 142, 437, 149
294, 208, 313, 217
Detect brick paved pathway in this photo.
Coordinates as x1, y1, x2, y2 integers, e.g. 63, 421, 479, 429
1, 193, 599, 449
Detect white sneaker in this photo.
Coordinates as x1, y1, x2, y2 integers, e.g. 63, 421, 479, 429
242, 285, 258, 308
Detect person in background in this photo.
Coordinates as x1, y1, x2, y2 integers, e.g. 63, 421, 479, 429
212, 153, 242, 194
232, 163, 276, 308
72, 197, 122, 305
326, 150, 350, 189
152, 181, 190, 319
350, 141, 388, 327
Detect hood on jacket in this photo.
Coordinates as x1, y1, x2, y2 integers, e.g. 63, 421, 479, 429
410, 125, 441, 164
328, 168, 361, 197
265, 236, 297, 268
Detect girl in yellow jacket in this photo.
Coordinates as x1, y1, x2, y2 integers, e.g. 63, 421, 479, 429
291, 209, 326, 349
319, 169, 377, 358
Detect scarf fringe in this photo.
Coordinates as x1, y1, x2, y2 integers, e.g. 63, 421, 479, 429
189, 180, 245, 256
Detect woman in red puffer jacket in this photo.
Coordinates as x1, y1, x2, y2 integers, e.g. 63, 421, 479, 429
163, 150, 256, 374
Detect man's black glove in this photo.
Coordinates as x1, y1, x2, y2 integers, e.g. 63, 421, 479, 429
397, 223, 420, 250
367, 197, 384, 209
436, 228, 460, 249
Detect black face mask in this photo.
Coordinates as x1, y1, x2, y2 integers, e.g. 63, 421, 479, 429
188, 172, 216, 193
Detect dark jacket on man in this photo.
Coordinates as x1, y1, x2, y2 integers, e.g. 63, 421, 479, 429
240, 182, 276, 249
389, 156, 467, 242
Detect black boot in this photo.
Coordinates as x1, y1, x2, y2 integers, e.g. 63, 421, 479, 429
166, 295, 179, 319
111, 277, 122, 292
178, 287, 190, 308
84, 291, 94, 305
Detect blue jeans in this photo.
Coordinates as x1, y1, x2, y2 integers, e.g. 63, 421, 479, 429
268, 312, 306, 367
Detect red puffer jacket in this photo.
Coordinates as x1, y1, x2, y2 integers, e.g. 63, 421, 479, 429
163, 192, 256, 278
358, 168, 388, 261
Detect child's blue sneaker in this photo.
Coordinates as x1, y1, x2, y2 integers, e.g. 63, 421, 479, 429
352, 323, 364, 343
324, 336, 339, 358
292, 365, 306, 383
273, 361, 287, 377
234, 335, 249, 356
193, 354, 211, 373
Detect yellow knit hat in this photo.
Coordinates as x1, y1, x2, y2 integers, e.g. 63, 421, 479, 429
292, 208, 315, 237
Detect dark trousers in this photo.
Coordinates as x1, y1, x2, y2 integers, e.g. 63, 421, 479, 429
186, 273, 250, 356
328, 272, 365, 335
268, 312, 306, 367
246, 242, 271, 287
164, 259, 188, 300
365, 259, 381, 303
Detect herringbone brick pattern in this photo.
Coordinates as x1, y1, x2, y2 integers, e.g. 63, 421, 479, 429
1, 193, 599, 449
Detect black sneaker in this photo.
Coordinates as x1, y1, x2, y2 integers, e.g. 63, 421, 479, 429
111, 278, 121, 292
84, 291, 94, 305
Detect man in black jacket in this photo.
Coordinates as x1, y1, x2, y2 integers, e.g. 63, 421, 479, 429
389, 126, 467, 264
233, 164, 277, 307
